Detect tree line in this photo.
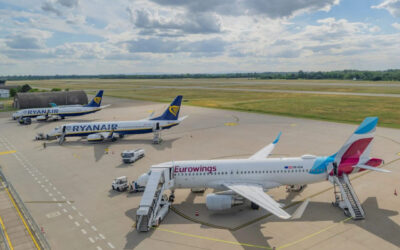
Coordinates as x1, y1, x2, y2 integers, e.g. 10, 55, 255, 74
2, 69, 400, 81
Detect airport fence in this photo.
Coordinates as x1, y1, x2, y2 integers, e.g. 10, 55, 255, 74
0, 170, 51, 250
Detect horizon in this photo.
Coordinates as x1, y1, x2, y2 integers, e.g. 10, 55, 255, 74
1, 0, 400, 75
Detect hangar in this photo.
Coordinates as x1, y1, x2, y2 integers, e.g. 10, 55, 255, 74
13, 90, 88, 109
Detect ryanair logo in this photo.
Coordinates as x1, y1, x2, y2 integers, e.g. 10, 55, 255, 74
169, 105, 179, 116
93, 97, 102, 104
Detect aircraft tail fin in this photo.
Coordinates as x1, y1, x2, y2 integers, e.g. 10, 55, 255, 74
151, 95, 182, 121
85, 90, 103, 107
333, 117, 382, 175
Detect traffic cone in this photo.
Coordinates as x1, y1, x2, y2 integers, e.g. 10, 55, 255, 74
195, 211, 199, 216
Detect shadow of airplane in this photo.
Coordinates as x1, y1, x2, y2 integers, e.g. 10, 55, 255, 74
121, 194, 399, 249
42, 137, 182, 162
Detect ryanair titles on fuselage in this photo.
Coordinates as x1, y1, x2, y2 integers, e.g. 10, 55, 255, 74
66, 123, 118, 132
24, 109, 59, 115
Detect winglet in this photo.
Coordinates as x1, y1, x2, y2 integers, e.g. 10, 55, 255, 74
273, 132, 282, 144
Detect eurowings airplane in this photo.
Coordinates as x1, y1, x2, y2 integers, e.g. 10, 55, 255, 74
12, 90, 108, 122
136, 117, 388, 219
46, 95, 186, 144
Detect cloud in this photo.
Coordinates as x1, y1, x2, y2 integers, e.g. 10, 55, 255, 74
392, 22, 400, 30
372, 0, 400, 17
5, 30, 52, 50
41, 0, 79, 17
127, 8, 222, 35
150, 0, 340, 18
41, 2, 62, 16
126, 37, 227, 55
58, 0, 79, 8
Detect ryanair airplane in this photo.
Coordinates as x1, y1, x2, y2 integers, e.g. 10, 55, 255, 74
12, 90, 108, 123
45, 95, 187, 144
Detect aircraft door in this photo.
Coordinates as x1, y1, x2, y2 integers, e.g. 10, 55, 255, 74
156, 122, 160, 130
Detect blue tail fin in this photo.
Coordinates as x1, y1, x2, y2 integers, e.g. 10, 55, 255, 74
151, 95, 182, 121
85, 90, 103, 107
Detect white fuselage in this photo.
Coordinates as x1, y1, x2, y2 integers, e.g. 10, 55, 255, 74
148, 156, 329, 191
48, 119, 180, 138
12, 106, 101, 119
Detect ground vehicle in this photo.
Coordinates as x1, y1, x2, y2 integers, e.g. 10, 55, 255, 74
111, 176, 129, 191
121, 149, 145, 163
129, 181, 145, 193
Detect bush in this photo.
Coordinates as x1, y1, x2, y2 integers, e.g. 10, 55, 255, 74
10, 88, 17, 97
19, 84, 32, 92
51, 88, 62, 91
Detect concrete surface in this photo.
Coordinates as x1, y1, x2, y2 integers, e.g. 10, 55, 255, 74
0, 96, 398, 250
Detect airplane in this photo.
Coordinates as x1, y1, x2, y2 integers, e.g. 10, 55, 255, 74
45, 95, 186, 144
12, 90, 108, 123
136, 117, 389, 219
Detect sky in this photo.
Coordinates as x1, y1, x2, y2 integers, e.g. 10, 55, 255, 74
0, 0, 400, 75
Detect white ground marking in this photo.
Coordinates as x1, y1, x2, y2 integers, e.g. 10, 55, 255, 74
0, 135, 115, 249
62, 196, 66, 200
46, 211, 61, 219
96, 246, 102, 250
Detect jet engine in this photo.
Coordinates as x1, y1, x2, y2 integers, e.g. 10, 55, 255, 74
206, 193, 244, 211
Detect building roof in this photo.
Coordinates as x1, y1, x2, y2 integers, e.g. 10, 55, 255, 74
14, 90, 88, 109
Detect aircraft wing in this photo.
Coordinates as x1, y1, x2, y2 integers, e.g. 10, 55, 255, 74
223, 182, 291, 219
100, 104, 111, 109
178, 115, 189, 122
249, 132, 281, 160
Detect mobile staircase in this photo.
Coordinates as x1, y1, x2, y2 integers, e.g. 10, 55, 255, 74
330, 173, 365, 220
136, 164, 175, 232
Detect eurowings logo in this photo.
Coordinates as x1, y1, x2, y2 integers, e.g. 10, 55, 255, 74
169, 105, 180, 116
93, 97, 102, 104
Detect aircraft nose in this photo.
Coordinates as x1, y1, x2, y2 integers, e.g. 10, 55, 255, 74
136, 173, 149, 187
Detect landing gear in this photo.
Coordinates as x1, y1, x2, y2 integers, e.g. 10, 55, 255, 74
119, 134, 125, 139
169, 190, 175, 203
251, 202, 259, 210
286, 185, 306, 192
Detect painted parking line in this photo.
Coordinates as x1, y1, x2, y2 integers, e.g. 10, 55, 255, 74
0, 150, 16, 155
0, 215, 14, 250
156, 227, 272, 249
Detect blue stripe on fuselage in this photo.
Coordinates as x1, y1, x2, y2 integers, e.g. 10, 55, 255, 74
63, 122, 178, 137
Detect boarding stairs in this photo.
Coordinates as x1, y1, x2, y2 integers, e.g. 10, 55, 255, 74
330, 174, 365, 220
152, 123, 162, 144
136, 164, 175, 232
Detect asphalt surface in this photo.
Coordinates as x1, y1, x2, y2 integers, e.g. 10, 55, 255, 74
0, 96, 399, 250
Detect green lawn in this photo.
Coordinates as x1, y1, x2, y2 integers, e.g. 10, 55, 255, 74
7, 79, 400, 128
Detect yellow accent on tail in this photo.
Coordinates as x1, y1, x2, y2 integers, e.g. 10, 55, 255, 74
169, 105, 180, 116
93, 97, 101, 104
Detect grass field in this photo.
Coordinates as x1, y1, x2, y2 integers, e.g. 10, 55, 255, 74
0, 98, 16, 112
6, 79, 400, 128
